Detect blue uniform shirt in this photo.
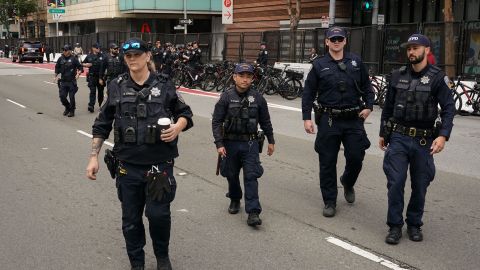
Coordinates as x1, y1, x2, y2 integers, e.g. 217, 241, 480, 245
302, 52, 374, 120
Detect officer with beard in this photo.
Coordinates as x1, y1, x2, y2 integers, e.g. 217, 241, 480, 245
212, 63, 275, 227
54, 44, 83, 117
100, 42, 126, 87
379, 34, 454, 245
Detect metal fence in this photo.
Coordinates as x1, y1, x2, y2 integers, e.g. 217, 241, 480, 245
2, 21, 480, 77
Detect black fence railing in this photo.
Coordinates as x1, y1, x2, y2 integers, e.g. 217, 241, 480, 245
2, 21, 480, 77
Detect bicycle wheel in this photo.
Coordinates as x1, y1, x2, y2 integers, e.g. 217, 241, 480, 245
377, 89, 387, 109
452, 90, 462, 114
458, 90, 480, 114
278, 80, 296, 100
201, 73, 217, 91
282, 79, 302, 100
265, 76, 280, 95
172, 70, 184, 89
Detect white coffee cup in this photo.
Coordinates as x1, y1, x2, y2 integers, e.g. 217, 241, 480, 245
157, 118, 172, 132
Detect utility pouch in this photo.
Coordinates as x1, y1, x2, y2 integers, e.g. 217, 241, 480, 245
137, 103, 147, 119
104, 149, 118, 179
124, 127, 136, 143
114, 127, 121, 143
146, 171, 172, 202
146, 125, 157, 144
433, 121, 442, 138
383, 118, 394, 145
313, 103, 322, 125
257, 130, 265, 153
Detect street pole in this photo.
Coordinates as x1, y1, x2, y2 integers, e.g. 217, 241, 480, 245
328, 0, 336, 26
183, 0, 187, 34
372, 0, 379, 25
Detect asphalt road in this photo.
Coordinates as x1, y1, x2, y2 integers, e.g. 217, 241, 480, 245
0, 60, 479, 270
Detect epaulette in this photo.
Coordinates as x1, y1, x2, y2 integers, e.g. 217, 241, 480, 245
399, 66, 407, 74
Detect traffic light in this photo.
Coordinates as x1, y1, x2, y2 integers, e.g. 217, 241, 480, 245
362, 0, 374, 11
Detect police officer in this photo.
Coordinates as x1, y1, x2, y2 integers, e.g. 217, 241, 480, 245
212, 63, 275, 227
152, 40, 163, 72
83, 43, 105, 112
54, 44, 83, 117
379, 34, 454, 245
256, 41, 268, 66
302, 27, 374, 218
308, 47, 319, 63
86, 38, 193, 270
184, 41, 202, 83
100, 42, 125, 87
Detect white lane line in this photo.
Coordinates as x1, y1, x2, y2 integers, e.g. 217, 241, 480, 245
6, 99, 26, 108
43, 81, 57, 85
76, 130, 114, 147
326, 237, 408, 270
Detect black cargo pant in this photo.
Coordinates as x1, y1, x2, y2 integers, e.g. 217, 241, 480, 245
58, 80, 78, 111
116, 161, 177, 267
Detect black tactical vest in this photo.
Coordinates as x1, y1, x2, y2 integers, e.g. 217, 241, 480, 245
113, 75, 168, 145
224, 90, 259, 135
392, 65, 440, 122
88, 53, 103, 74
58, 56, 75, 81
106, 55, 122, 78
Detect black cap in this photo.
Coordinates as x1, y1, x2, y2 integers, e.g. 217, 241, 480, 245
401, 34, 431, 48
109, 42, 118, 49
63, 44, 72, 51
326, 27, 347, 39
92, 43, 100, 49
122, 38, 149, 54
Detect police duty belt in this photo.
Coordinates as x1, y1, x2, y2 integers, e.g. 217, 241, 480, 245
392, 123, 434, 138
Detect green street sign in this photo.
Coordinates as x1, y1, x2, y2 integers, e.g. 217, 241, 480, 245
48, 9, 65, 14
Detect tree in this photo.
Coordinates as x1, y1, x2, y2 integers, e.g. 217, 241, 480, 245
286, 0, 301, 62
444, 0, 455, 78
0, 0, 37, 38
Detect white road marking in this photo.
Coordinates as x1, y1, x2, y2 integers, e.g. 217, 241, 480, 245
6, 99, 26, 108
267, 102, 302, 112
43, 81, 57, 85
326, 237, 408, 270
177, 209, 189, 212
76, 130, 114, 147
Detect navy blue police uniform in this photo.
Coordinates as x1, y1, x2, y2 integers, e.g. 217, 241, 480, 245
83, 44, 105, 112
212, 64, 275, 225
55, 44, 83, 117
100, 43, 126, 88
302, 28, 374, 215
380, 34, 454, 244
92, 38, 193, 269
256, 43, 268, 66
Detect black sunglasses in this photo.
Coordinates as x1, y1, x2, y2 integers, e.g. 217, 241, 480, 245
329, 36, 345, 43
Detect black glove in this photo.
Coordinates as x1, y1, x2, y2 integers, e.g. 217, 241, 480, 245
146, 172, 172, 202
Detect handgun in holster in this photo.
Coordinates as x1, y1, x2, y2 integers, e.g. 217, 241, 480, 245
146, 171, 172, 202
104, 149, 118, 179
433, 121, 443, 138
313, 102, 322, 125
257, 130, 266, 153
382, 118, 395, 145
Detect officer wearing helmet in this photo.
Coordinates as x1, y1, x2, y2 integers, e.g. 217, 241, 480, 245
86, 38, 193, 270
54, 44, 83, 117
380, 33, 454, 245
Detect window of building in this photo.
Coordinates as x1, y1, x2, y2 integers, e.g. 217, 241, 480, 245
466, 0, 480, 21
400, 0, 411, 23
413, 0, 423, 22
426, 0, 438, 22
388, 0, 400, 24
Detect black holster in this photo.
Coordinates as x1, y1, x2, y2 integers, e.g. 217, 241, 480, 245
104, 149, 118, 179
257, 130, 265, 153
313, 103, 322, 125
146, 171, 172, 202
382, 118, 394, 145
434, 121, 442, 138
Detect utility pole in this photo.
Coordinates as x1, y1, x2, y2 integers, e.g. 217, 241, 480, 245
328, 0, 335, 26
183, 0, 187, 34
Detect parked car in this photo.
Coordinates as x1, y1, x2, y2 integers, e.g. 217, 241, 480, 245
12, 41, 44, 63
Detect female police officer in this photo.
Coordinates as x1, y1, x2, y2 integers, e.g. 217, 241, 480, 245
86, 38, 193, 270
379, 34, 454, 245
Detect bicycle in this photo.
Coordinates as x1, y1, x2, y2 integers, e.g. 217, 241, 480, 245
451, 75, 480, 115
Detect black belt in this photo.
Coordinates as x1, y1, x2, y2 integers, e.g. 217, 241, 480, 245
392, 123, 434, 138
224, 133, 258, 141
318, 106, 361, 119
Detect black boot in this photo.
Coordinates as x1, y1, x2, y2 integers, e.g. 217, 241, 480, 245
247, 211, 262, 227
67, 110, 75, 117
228, 199, 240, 214
88, 106, 94, 113
131, 266, 144, 270
157, 257, 172, 270
322, 204, 336, 217
340, 177, 355, 203
385, 226, 402, 245
63, 107, 69, 116
407, 226, 423, 242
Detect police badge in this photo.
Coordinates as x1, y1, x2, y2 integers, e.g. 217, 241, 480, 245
420, 76, 430, 84
248, 95, 255, 103
351, 60, 357, 67
151, 87, 161, 97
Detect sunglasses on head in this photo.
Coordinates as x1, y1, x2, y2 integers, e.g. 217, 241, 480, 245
329, 36, 345, 43
122, 42, 141, 50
